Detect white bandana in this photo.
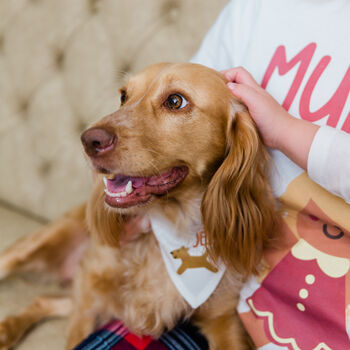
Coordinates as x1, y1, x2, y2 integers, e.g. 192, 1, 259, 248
149, 209, 226, 309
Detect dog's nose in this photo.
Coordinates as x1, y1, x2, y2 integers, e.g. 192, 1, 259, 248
81, 127, 117, 157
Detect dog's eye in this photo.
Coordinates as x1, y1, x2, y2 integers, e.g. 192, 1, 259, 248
120, 90, 127, 105
164, 94, 188, 110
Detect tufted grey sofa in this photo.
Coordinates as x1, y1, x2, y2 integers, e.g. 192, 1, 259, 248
0, 0, 228, 349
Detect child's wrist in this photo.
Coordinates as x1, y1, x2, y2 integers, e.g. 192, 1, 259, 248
271, 112, 295, 151
274, 115, 319, 170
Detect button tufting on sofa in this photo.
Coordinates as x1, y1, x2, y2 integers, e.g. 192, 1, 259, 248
0, 0, 229, 221
161, 0, 181, 24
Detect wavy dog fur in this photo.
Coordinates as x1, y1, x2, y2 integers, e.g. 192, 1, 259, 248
202, 106, 276, 276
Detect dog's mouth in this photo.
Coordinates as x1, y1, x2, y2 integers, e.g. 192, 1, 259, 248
103, 166, 189, 208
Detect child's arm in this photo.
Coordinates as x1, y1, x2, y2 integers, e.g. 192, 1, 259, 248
223, 67, 350, 203
222, 67, 319, 171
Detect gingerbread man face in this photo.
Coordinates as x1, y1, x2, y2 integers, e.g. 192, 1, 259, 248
263, 173, 350, 270
295, 199, 350, 259
277, 173, 350, 257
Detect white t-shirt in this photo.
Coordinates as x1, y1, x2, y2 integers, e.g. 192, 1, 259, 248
191, 1, 350, 348
191, 0, 350, 203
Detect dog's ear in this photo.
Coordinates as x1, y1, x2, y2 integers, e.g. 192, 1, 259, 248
201, 103, 276, 277
86, 180, 123, 246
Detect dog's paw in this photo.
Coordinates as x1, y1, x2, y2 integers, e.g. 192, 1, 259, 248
0, 318, 22, 350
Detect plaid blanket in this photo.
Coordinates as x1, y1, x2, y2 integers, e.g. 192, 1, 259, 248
73, 320, 209, 350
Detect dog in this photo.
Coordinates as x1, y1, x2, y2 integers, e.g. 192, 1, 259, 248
170, 247, 218, 274
0, 63, 275, 350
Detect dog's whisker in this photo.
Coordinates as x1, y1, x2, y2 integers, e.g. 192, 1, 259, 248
140, 158, 163, 177
141, 148, 162, 155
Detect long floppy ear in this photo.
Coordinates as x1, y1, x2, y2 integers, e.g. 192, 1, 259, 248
86, 180, 124, 246
201, 104, 276, 277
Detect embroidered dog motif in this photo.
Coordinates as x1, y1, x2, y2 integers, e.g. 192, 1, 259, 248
170, 246, 218, 275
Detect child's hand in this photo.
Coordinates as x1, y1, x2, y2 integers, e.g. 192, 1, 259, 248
222, 67, 319, 170
222, 67, 292, 149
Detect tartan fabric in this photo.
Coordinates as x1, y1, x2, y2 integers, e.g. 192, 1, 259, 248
73, 320, 209, 350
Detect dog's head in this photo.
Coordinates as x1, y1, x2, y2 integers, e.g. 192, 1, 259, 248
83, 63, 275, 276
170, 247, 188, 259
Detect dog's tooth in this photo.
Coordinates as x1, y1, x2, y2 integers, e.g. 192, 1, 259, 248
104, 189, 115, 197
105, 189, 121, 198
120, 192, 127, 197
103, 177, 108, 187
126, 181, 133, 194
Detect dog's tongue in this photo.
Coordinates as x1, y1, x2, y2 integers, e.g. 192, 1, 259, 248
107, 175, 143, 192
107, 169, 175, 193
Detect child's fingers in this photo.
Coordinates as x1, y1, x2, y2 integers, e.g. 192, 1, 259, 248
221, 67, 258, 88
227, 82, 259, 108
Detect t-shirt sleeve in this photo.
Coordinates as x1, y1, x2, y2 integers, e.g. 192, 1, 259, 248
190, 0, 260, 71
308, 125, 350, 203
